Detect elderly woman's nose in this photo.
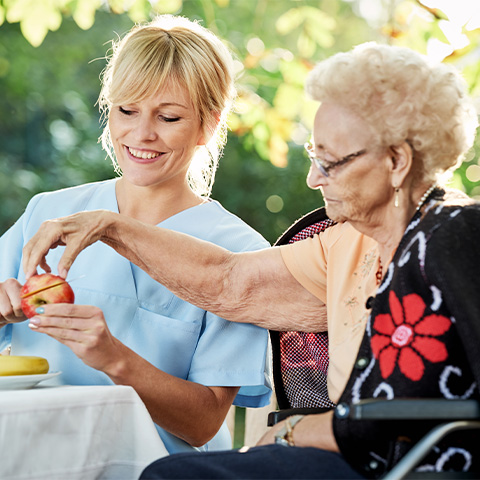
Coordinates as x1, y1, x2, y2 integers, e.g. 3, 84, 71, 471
307, 165, 328, 189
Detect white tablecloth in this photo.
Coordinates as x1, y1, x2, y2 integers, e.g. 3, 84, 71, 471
0, 384, 168, 479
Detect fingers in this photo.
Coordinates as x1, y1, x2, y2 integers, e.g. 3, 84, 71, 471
23, 211, 109, 279
0, 279, 27, 323
56, 244, 83, 279
22, 220, 65, 279
29, 303, 100, 323
28, 304, 104, 344
22, 221, 79, 279
28, 304, 117, 371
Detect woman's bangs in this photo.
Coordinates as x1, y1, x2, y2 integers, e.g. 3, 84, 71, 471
110, 41, 174, 105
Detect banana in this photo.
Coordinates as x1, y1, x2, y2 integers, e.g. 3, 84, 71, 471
0, 356, 49, 376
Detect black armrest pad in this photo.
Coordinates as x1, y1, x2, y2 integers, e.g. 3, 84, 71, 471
267, 407, 332, 426
347, 398, 480, 420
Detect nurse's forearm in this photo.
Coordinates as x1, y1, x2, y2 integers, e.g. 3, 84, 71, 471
106, 340, 239, 447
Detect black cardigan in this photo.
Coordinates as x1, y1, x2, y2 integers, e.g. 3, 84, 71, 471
333, 192, 480, 478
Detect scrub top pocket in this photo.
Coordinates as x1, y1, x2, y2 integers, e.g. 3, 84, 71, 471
125, 307, 202, 380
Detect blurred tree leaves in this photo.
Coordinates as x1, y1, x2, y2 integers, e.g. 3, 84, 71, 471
0, 0, 183, 46
0, 0, 479, 243
276, 6, 336, 55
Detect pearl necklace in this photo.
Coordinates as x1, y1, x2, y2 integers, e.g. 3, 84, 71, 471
415, 184, 437, 213
376, 258, 383, 286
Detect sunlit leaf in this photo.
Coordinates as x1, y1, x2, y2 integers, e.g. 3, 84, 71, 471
5, 0, 39, 22
276, 8, 304, 35
297, 30, 315, 57
227, 112, 242, 133
276, 6, 335, 52
279, 58, 310, 87
20, 19, 48, 47
273, 84, 304, 119
461, 60, 480, 97
127, 0, 150, 23
303, 6, 336, 31
265, 108, 292, 139
305, 10, 335, 48
252, 122, 269, 142
108, 0, 128, 14
151, 0, 183, 14
269, 134, 288, 168
0, 5, 5, 26
214, 0, 229, 7
389, 9, 433, 53
305, 23, 334, 49
444, 28, 480, 63
73, 0, 101, 30
429, 21, 449, 45
6, 0, 63, 46
253, 135, 270, 160
416, 0, 447, 21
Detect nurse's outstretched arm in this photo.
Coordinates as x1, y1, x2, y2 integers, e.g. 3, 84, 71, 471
23, 210, 326, 332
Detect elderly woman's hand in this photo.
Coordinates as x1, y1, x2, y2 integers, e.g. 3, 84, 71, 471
256, 411, 339, 452
22, 210, 116, 280
0, 278, 28, 325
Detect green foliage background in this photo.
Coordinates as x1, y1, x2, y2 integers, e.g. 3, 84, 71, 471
0, 0, 479, 244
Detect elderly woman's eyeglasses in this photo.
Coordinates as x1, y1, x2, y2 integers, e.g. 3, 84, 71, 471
304, 142, 368, 177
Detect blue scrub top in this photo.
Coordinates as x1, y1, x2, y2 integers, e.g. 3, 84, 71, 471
0, 179, 272, 454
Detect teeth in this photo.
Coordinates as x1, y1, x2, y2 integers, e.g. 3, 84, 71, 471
128, 147, 160, 159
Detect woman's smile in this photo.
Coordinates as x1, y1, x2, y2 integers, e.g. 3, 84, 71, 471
126, 146, 163, 164
108, 82, 205, 189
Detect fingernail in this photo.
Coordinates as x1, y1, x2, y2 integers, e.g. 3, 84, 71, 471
28, 318, 39, 329
35, 307, 45, 314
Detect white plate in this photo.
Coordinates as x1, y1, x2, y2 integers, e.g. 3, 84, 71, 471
0, 371, 61, 390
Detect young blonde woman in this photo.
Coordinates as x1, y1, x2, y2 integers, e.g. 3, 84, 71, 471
0, 15, 271, 454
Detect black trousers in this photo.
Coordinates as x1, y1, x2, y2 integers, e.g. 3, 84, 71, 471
140, 445, 364, 479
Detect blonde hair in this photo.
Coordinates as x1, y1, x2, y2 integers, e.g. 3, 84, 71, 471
306, 42, 478, 184
98, 15, 236, 196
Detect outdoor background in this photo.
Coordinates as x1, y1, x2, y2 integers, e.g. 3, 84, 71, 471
0, 0, 479, 244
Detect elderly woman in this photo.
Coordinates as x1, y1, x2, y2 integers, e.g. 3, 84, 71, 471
0, 15, 272, 455
22, 43, 480, 478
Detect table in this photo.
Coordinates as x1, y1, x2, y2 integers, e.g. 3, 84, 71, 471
0, 384, 168, 479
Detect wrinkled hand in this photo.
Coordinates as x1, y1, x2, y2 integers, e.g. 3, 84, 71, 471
28, 303, 122, 373
256, 419, 286, 446
256, 411, 339, 451
0, 278, 28, 325
22, 210, 114, 279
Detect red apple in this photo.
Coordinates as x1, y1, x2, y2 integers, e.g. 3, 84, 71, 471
21, 273, 75, 318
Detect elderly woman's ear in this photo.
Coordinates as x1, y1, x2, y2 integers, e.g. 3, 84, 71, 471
389, 141, 414, 188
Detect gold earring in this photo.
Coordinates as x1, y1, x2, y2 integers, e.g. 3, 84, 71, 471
394, 187, 400, 208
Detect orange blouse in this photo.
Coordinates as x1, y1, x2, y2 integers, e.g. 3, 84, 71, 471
279, 221, 379, 403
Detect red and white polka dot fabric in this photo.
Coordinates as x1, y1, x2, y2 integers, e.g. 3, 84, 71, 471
278, 218, 336, 409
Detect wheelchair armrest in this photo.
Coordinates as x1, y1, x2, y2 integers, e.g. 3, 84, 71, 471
342, 399, 480, 479
267, 407, 332, 426
344, 398, 480, 421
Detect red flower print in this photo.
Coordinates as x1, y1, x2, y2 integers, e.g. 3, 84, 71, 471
371, 291, 451, 381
